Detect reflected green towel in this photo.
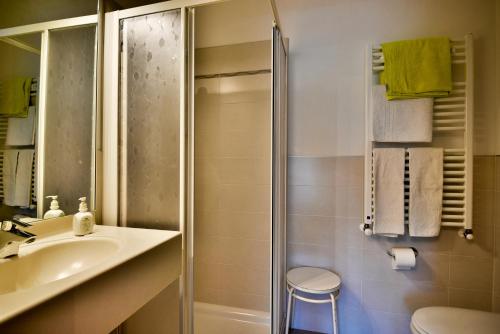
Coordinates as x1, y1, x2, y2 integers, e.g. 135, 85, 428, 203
0, 77, 33, 118
380, 37, 452, 100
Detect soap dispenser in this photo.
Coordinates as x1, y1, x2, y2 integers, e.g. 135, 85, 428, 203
43, 195, 65, 219
73, 197, 95, 236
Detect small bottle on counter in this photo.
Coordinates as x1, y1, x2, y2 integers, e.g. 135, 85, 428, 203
73, 197, 95, 236
43, 195, 65, 219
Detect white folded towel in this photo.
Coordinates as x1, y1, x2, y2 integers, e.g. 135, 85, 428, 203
372, 85, 433, 142
408, 148, 443, 237
373, 148, 405, 236
3, 149, 34, 207
6, 106, 36, 146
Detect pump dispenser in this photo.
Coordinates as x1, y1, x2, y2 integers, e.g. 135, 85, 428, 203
72, 197, 95, 236
43, 195, 65, 219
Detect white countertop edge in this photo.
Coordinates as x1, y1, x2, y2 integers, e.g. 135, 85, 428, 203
0, 225, 181, 324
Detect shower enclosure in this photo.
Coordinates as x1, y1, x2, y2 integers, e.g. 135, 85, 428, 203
103, 1, 287, 333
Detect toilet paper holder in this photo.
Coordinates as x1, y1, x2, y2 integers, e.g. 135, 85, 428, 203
386, 247, 418, 259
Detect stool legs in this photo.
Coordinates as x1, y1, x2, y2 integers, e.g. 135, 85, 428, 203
330, 293, 338, 334
285, 287, 295, 334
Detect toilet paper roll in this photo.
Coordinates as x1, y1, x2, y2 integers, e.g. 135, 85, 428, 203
391, 247, 416, 270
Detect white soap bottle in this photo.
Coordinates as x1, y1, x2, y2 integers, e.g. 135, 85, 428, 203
43, 195, 65, 219
73, 197, 95, 236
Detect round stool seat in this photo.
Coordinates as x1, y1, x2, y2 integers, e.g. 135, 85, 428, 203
287, 267, 341, 294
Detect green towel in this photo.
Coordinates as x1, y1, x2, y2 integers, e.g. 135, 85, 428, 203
0, 77, 33, 118
380, 37, 452, 100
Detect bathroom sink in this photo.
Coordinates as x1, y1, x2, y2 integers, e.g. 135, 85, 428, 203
0, 222, 181, 332
0, 238, 121, 295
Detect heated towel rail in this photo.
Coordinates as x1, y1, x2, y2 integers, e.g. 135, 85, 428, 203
361, 34, 474, 239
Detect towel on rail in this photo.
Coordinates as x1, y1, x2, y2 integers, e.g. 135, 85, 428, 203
6, 106, 36, 146
408, 148, 443, 237
3, 149, 34, 207
0, 77, 33, 117
373, 148, 405, 236
372, 85, 433, 142
380, 37, 452, 100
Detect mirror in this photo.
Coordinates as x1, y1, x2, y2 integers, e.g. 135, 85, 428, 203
0, 22, 98, 224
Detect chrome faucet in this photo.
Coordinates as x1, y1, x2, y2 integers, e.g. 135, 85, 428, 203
0, 220, 36, 259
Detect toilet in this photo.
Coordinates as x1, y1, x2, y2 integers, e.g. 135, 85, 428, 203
411, 307, 500, 334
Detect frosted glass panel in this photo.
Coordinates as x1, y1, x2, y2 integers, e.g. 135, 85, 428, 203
120, 10, 181, 230
44, 26, 96, 214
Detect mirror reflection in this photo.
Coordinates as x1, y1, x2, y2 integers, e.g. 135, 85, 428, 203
0, 33, 41, 224
0, 25, 97, 229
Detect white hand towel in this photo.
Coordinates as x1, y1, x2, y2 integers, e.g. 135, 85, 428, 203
408, 148, 443, 237
373, 148, 405, 236
5, 106, 36, 146
15, 150, 34, 207
372, 85, 433, 142
3, 150, 18, 206
3, 149, 34, 207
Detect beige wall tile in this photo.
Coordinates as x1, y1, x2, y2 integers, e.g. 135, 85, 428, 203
218, 237, 270, 270
219, 184, 270, 213
493, 294, 500, 313
333, 156, 364, 187
362, 251, 450, 287
473, 156, 495, 190
451, 223, 494, 259
287, 214, 333, 245
194, 211, 220, 238
219, 74, 271, 104
450, 255, 493, 291
195, 41, 271, 76
288, 157, 336, 186
219, 101, 270, 133
332, 217, 363, 249
331, 244, 364, 279
195, 158, 220, 185
472, 189, 494, 227
218, 290, 270, 312
362, 227, 454, 254
217, 158, 270, 185
288, 185, 335, 216
219, 129, 271, 158
362, 280, 448, 315
218, 211, 270, 241
366, 310, 412, 334
194, 183, 220, 212
194, 261, 220, 296
218, 264, 269, 295
287, 242, 333, 269
449, 288, 492, 311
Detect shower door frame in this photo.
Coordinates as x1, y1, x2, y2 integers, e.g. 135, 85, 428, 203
102, 1, 285, 334
102, 2, 227, 334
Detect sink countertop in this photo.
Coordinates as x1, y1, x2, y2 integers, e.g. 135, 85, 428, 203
0, 225, 181, 324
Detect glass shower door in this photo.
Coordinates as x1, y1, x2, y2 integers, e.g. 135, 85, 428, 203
119, 9, 182, 230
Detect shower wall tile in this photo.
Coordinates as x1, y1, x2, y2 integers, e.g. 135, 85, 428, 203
195, 41, 270, 76
194, 43, 271, 312
287, 155, 499, 331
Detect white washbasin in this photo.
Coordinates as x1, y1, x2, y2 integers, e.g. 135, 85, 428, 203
0, 224, 181, 329
0, 238, 121, 295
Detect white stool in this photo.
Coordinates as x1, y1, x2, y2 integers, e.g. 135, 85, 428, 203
285, 267, 341, 334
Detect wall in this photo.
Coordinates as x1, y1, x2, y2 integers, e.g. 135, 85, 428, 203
0, 0, 97, 29
193, 41, 272, 312
276, 0, 500, 333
